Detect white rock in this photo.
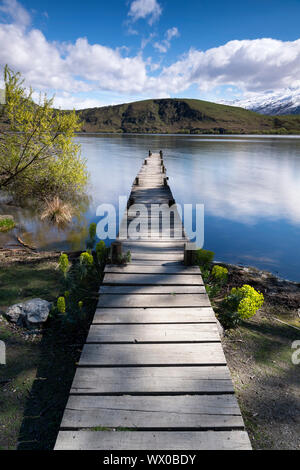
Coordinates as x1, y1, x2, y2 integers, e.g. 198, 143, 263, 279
6, 299, 51, 327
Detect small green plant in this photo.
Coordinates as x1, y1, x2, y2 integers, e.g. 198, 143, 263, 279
211, 265, 228, 284
78, 300, 83, 310
80, 251, 94, 266
116, 250, 131, 265
220, 284, 264, 328
96, 240, 108, 268
57, 296, 66, 314
59, 253, 69, 278
196, 249, 214, 270
0, 217, 15, 232
86, 222, 97, 249
64, 290, 70, 300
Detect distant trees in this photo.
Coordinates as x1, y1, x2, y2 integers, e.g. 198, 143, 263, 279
0, 66, 88, 214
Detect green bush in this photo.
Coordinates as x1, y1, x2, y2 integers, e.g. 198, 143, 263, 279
211, 265, 228, 284
86, 222, 97, 249
0, 217, 15, 232
221, 284, 264, 328
196, 249, 214, 269
80, 251, 94, 266
89, 222, 97, 240
59, 253, 69, 278
57, 296, 66, 314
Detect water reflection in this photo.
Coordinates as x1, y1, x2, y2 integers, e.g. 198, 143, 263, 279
0, 134, 299, 280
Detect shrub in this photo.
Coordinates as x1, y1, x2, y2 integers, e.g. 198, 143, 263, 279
96, 240, 107, 266
0, 217, 15, 232
80, 251, 94, 266
86, 222, 97, 249
41, 197, 72, 225
196, 249, 214, 269
221, 284, 264, 328
57, 296, 66, 314
59, 253, 69, 278
211, 265, 228, 284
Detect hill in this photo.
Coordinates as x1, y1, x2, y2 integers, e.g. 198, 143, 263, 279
1, 98, 300, 134
76, 98, 300, 134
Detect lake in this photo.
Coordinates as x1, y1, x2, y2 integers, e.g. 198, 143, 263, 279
1, 134, 300, 281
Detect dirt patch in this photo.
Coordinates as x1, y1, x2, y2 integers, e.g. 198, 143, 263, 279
216, 263, 300, 450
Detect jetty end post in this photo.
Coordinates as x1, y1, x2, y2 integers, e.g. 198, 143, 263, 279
159, 150, 163, 158
184, 243, 197, 266
149, 150, 152, 156
111, 241, 122, 264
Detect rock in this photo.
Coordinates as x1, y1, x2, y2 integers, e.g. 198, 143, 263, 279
6, 299, 51, 327
5, 303, 24, 323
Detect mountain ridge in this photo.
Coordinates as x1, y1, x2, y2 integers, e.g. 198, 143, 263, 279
227, 89, 300, 116
76, 98, 300, 134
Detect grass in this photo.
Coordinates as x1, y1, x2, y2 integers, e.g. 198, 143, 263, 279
0, 218, 15, 232
0, 253, 99, 450
0, 260, 61, 308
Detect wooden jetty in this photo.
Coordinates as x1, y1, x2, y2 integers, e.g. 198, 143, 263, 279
55, 151, 251, 450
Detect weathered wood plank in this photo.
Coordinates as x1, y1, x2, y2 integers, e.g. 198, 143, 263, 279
103, 273, 203, 285
93, 307, 216, 324
70, 365, 234, 394
86, 323, 220, 343
79, 343, 227, 366
99, 285, 206, 294
130, 253, 183, 260
60, 394, 243, 429
97, 293, 210, 308
55, 430, 251, 450
105, 265, 199, 274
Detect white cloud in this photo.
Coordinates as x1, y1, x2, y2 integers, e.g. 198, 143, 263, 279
1, 2, 300, 108
156, 38, 300, 93
0, 0, 30, 27
166, 27, 179, 41
128, 0, 162, 25
153, 27, 179, 54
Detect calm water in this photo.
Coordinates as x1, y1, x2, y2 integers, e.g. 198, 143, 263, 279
1, 134, 300, 281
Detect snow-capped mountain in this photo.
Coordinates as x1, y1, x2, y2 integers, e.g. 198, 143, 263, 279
227, 89, 300, 115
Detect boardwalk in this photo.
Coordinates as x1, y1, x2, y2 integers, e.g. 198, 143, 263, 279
55, 152, 251, 450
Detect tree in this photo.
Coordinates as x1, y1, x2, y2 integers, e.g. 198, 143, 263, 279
0, 66, 88, 206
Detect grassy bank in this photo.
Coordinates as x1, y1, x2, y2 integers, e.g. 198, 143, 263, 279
0, 249, 99, 450
213, 263, 300, 449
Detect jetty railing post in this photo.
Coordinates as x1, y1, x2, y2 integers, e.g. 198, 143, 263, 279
144, 159, 147, 165
163, 177, 168, 186
159, 150, 163, 158
134, 176, 139, 185
184, 243, 197, 266
149, 150, 152, 156
111, 241, 122, 264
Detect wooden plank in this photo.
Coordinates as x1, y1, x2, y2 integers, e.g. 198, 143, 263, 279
86, 323, 220, 343
93, 307, 216, 324
105, 265, 199, 274
97, 293, 210, 308
99, 285, 206, 294
103, 273, 203, 285
121, 243, 184, 252
70, 365, 234, 394
130, 253, 183, 260
79, 343, 227, 366
55, 430, 251, 450
60, 394, 243, 430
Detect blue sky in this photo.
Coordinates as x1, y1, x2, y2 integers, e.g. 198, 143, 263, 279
0, 0, 300, 108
